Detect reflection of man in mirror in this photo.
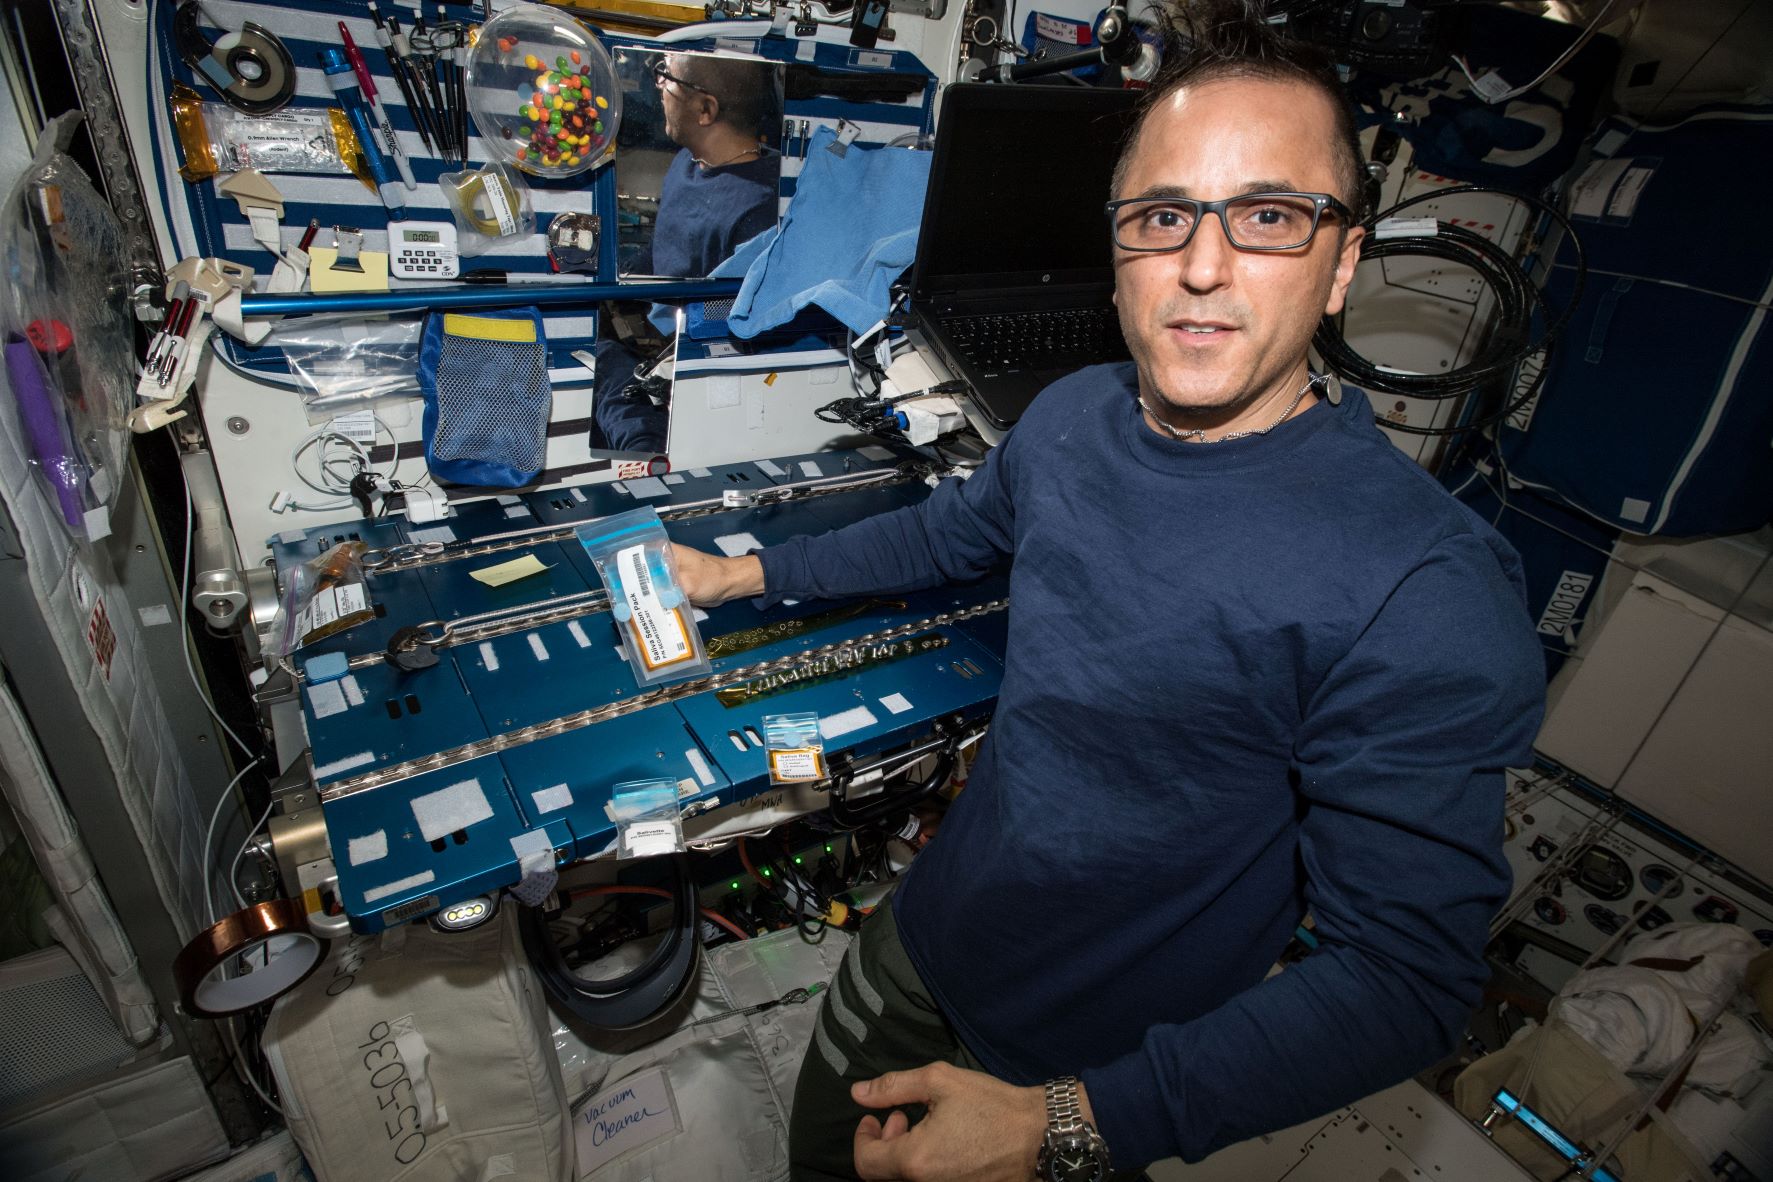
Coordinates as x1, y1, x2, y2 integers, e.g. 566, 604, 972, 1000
591, 53, 782, 454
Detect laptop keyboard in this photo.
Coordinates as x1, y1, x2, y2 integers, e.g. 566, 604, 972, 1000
943, 307, 1125, 372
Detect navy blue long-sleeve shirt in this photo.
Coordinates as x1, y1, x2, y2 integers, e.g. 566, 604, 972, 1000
759, 364, 1544, 1166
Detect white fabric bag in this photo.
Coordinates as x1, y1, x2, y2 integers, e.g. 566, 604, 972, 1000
263, 907, 571, 1182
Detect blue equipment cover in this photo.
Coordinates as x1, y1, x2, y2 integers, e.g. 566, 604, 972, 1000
1500, 104, 1773, 536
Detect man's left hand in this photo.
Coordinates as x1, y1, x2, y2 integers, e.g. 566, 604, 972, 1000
850, 1061, 1047, 1181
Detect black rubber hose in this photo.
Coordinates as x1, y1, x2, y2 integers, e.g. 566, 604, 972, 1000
519, 853, 700, 1030
828, 746, 958, 829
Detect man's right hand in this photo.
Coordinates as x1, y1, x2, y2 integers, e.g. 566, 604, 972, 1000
670, 542, 765, 607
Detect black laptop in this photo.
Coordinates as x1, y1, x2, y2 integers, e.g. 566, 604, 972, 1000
908, 83, 1141, 429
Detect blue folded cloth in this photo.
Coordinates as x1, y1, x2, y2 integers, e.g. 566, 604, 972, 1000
712, 128, 932, 338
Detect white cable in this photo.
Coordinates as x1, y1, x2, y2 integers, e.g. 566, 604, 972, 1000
203, 756, 263, 925
280, 416, 410, 514
372, 411, 403, 488
290, 427, 371, 497
1451, 0, 1629, 104
229, 798, 276, 912
181, 481, 257, 758
225, 1017, 284, 1114
656, 19, 775, 43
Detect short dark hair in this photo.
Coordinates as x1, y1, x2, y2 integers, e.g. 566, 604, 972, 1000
678, 55, 776, 138
1110, 0, 1366, 224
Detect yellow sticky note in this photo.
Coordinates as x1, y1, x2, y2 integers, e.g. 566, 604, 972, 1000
470, 555, 550, 587
307, 246, 390, 293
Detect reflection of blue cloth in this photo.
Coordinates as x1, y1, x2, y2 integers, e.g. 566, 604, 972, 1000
1352, 6, 1617, 189
717, 128, 931, 338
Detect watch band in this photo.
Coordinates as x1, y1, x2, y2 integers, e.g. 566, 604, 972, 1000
1045, 1076, 1090, 1135
1038, 1075, 1111, 1182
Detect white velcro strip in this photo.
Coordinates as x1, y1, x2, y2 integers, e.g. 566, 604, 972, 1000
362, 870, 436, 905
819, 706, 878, 741
714, 532, 763, 558
348, 831, 389, 866
308, 681, 347, 719
532, 783, 573, 813
684, 747, 715, 786
879, 693, 913, 715
314, 750, 375, 779
410, 779, 494, 842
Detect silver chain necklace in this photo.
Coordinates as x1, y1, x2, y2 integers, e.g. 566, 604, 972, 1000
1140, 374, 1325, 443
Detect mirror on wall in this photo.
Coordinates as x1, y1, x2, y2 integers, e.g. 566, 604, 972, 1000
608, 47, 786, 278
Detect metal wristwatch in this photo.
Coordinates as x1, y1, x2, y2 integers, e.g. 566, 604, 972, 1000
1036, 1076, 1112, 1182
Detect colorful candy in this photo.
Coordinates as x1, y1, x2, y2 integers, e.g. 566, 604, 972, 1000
501, 46, 610, 172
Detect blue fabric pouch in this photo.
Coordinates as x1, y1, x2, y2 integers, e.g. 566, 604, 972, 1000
716, 128, 932, 338
419, 307, 552, 488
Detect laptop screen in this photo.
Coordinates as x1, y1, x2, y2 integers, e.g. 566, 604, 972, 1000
912, 84, 1141, 297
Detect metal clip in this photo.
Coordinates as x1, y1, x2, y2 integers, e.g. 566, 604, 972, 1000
386, 622, 446, 671
827, 119, 862, 158
332, 226, 365, 273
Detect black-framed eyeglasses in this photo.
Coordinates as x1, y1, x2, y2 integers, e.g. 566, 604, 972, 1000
652, 59, 712, 96
1105, 192, 1355, 253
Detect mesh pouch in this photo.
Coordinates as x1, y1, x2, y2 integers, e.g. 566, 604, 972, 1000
418, 308, 551, 487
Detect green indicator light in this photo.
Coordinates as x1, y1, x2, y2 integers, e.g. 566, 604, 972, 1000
730, 881, 740, 891
825, 844, 833, 853
794, 855, 803, 864
762, 867, 771, 877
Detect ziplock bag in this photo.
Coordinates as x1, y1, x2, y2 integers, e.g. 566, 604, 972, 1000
575, 508, 711, 686
266, 541, 375, 658
0, 112, 134, 543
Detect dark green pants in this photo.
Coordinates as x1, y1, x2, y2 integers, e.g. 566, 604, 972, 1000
788, 898, 1149, 1181
788, 897, 988, 1181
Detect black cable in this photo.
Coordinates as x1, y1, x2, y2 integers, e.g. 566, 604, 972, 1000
828, 745, 958, 828
1315, 184, 1586, 439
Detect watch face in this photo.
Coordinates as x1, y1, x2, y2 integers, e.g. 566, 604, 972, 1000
1042, 1133, 1108, 1182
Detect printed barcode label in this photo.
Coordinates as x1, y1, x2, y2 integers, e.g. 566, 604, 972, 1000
769, 748, 826, 783
309, 583, 367, 631
483, 178, 518, 236
618, 544, 691, 670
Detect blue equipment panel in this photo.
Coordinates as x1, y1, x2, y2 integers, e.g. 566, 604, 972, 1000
456, 615, 648, 731
323, 755, 532, 926
414, 539, 589, 624
285, 457, 1007, 931
678, 624, 1005, 788
496, 707, 732, 862
305, 655, 491, 789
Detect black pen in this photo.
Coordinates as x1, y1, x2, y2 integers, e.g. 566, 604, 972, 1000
366, 0, 434, 154
458, 270, 582, 285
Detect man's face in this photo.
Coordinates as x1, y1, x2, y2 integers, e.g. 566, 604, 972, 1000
1111, 77, 1364, 422
657, 54, 702, 144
